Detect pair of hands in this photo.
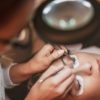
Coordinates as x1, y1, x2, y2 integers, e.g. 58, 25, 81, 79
10, 44, 100, 100
25, 47, 100, 100
25, 44, 75, 100
10, 44, 64, 84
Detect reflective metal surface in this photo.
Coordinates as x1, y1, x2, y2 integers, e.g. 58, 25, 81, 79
33, 0, 100, 44
42, 0, 94, 30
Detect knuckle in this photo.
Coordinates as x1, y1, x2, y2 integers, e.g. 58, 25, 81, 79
55, 90, 63, 96
51, 53, 56, 59
51, 51, 59, 59
45, 44, 53, 49
48, 54, 56, 61
43, 60, 50, 66
53, 51, 58, 57
50, 79, 58, 88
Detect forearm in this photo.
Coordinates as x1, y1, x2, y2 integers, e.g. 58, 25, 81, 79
9, 62, 35, 84
9, 44, 65, 84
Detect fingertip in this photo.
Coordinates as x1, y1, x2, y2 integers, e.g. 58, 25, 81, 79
53, 50, 64, 59
46, 44, 54, 49
57, 50, 65, 56
48, 50, 64, 62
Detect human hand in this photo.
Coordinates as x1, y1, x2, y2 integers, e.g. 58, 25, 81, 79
27, 44, 65, 74
26, 52, 99, 100
9, 44, 64, 84
25, 64, 75, 100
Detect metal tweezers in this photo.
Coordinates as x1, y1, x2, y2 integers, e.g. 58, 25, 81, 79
52, 44, 73, 65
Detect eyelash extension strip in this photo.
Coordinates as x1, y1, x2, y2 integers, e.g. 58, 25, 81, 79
75, 75, 84, 96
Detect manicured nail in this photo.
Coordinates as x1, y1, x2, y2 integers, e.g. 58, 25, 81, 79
57, 50, 64, 55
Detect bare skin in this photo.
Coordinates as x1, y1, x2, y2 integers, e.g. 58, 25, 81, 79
60, 53, 100, 100
9, 44, 65, 84
0, 0, 100, 100
25, 52, 100, 100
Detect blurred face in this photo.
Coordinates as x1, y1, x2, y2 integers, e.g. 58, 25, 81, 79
0, 0, 35, 41
64, 53, 100, 100
0, 17, 27, 51
53, 52, 100, 100
0, 22, 18, 41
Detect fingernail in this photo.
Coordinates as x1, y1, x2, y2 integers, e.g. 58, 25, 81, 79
57, 50, 64, 55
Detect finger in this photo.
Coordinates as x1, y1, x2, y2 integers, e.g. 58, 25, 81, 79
60, 79, 74, 99
49, 68, 72, 86
38, 44, 54, 56
53, 44, 61, 50
55, 75, 75, 95
38, 65, 64, 83
47, 74, 74, 98
63, 56, 74, 67
58, 75, 75, 98
60, 45, 69, 53
48, 50, 64, 62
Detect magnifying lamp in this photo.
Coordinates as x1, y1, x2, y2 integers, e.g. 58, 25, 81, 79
33, 0, 100, 44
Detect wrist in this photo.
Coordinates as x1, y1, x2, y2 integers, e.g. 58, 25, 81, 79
2, 63, 19, 88
25, 92, 39, 100
10, 63, 33, 84
27, 59, 42, 74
